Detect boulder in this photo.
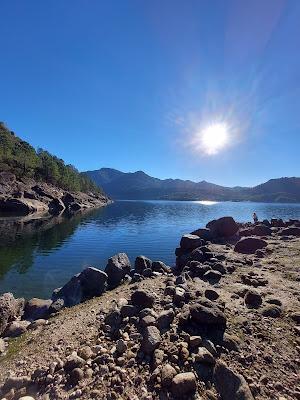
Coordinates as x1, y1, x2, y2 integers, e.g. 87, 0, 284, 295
244, 289, 262, 308
191, 227, 213, 241
23, 298, 52, 321
203, 270, 222, 282
279, 227, 300, 237
261, 304, 282, 318
141, 326, 161, 354
190, 302, 226, 330
0, 293, 24, 335
180, 234, 203, 251
105, 253, 131, 287
79, 267, 107, 298
52, 267, 107, 307
152, 261, 171, 273
214, 361, 254, 400
171, 372, 197, 398
206, 217, 239, 238
271, 218, 285, 227
52, 275, 82, 307
252, 224, 272, 236
157, 309, 175, 331
134, 255, 152, 274
131, 290, 155, 309
234, 237, 267, 254
4, 320, 30, 337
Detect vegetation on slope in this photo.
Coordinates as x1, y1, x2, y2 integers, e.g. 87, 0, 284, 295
0, 122, 101, 194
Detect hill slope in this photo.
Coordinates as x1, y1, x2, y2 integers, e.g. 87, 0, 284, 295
85, 168, 300, 203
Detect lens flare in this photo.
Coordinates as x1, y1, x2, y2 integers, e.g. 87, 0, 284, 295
200, 123, 229, 155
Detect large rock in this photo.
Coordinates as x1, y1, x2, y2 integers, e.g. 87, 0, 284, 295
52, 267, 108, 307
23, 298, 52, 321
79, 267, 107, 298
214, 361, 254, 399
141, 326, 161, 354
234, 237, 267, 254
134, 256, 152, 274
252, 224, 272, 236
189, 301, 226, 332
191, 228, 213, 241
206, 217, 239, 238
4, 320, 30, 338
279, 227, 300, 237
105, 253, 131, 287
131, 290, 155, 309
180, 234, 203, 251
171, 372, 197, 398
0, 293, 24, 335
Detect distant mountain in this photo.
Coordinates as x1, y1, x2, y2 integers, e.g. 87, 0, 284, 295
84, 168, 300, 203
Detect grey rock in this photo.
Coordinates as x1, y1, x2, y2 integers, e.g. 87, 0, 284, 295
131, 290, 155, 309
3, 320, 30, 337
105, 253, 131, 287
235, 237, 267, 254
141, 326, 161, 354
135, 255, 152, 274
244, 289, 262, 309
261, 304, 282, 318
206, 216, 239, 238
214, 361, 254, 400
157, 309, 175, 330
161, 364, 177, 387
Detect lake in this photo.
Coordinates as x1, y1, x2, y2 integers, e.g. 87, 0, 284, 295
0, 200, 299, 299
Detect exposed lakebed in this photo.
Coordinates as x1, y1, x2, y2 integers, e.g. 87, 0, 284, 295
0, 200, 300, 299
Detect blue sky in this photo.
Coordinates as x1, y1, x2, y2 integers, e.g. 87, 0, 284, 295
0, 0, 299, 187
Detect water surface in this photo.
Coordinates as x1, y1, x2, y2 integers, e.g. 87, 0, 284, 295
0, 200, 299, 299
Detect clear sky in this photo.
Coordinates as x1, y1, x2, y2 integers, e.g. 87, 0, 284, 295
1, 0, 300, 187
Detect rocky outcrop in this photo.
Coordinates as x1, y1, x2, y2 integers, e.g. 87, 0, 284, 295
0, 173, 111, 215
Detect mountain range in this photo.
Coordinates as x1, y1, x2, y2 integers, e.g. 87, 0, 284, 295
84, 168, 300, 203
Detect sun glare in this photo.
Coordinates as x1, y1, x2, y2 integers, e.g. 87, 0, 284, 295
200, 122, 229, 155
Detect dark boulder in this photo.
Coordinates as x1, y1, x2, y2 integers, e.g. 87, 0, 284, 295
79, 267, 108, 298
134, 255, 152, 274
152, 261, 171, 273
252, 224, 272, 236
279, 227, 300, 237
190, 228, 213, 241
180, 234, 203, 251
131, 290, 155, 309
190, 302, 226, 330
52, 267, 107, 307
206, 217, 239, 238
105, 253, 131, 288
244, 289, 262, 308
234, 237, 267, 254
23, 298, 52, 321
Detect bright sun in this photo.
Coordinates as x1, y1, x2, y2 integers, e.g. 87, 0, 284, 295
200, 122, 229, 155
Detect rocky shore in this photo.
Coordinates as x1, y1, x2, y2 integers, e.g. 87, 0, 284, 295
0, 172, 111, 216
0, 216, 300, 399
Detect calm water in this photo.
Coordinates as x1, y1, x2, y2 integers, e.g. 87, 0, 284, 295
0, 200, 299, 299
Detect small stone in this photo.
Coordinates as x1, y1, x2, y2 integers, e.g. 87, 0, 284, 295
204, 289, 219, 301
141, 326, 161, 354
193, 347, 215, 365
131, 290, 155, 309
261, 304, 282, 318
116, 339, 127, 354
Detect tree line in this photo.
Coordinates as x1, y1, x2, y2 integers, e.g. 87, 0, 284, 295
0, 122, 102, 194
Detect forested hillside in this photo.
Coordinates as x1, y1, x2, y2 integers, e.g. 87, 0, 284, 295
0, 122, 101, 193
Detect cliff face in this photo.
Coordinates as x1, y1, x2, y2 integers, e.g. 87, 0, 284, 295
0, 172, 111, 215
85, 168, 300, 203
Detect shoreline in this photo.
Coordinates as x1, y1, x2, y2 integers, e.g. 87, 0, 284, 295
0, 216, 299, 399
